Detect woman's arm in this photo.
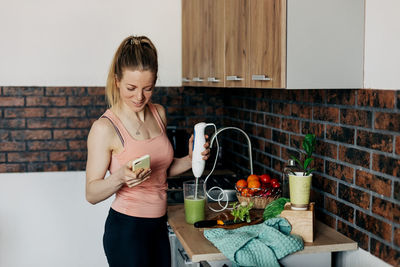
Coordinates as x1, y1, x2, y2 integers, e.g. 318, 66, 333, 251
153, 103, 210, 177
85, 119, 151, 204
167, 155, 192, 177
167, 135, 210, 177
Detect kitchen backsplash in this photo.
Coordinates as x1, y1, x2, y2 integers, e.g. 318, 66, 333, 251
0, 86, 223, 172
220, 88, 400, 266
0, 86, 399, 265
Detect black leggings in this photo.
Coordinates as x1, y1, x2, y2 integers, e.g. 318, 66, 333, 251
103, 208, 171, 267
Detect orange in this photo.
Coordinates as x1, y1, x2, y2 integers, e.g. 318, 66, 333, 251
236, 179, 247, 192
248, 180, 261, 194
241, 188, 253, 197
247, 174, 259, 183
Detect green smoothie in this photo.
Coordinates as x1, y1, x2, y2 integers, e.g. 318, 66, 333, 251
184, 196, 206, 224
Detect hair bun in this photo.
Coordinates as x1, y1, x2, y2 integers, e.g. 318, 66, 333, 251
130, 37, 141, 46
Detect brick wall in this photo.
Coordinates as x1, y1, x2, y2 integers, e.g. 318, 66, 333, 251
0, 86, 223, 172
1, 85, 399, 265
221, 88, 400, 266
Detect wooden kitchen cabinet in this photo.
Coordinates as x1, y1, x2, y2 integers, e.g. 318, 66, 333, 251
182, 0, 364, 89
249, 0, 286, 88
224, 0, 250, 88
225, 0, 286, 88
207, 0, 225, 87
182, 0, 202, 86
181, 0, 193, 85
182, 0, 225, 87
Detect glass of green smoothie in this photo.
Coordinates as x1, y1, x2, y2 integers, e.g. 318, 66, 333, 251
183, 180, 206, 224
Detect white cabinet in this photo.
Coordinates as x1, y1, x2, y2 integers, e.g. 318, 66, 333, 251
286, 0, 364, 89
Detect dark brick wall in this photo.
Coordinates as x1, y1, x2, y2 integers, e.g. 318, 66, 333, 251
0, 86, 106, 172
1, 85, 399, 265
221, 88, 400, 266
0, 86, 223, 172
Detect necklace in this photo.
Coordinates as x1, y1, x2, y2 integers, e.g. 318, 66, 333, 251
135, 120, 143, 135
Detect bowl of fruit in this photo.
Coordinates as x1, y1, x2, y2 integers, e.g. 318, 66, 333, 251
235, 174, 281, 209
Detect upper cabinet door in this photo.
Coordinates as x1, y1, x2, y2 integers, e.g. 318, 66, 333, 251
192, 0, 207, 86
249, 0, 286, 88
182, 0, 224, 87
207, 0, 225, 87
286, 0, 364, 89
225, 0, 249, 88
182, 0, 195, 85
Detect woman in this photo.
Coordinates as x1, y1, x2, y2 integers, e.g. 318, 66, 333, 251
85, 36, 210, 267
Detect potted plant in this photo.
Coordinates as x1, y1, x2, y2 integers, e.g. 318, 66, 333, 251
288, 133, 316, 210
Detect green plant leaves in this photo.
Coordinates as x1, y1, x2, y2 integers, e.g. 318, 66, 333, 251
305, 168, 315, 176
303, 157, 313, 170
290, 155, 302, 167
303, 133, 316, 157
289, 134, 316, 175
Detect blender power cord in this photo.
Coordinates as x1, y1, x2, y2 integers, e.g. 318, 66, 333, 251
202, 124, 233, 212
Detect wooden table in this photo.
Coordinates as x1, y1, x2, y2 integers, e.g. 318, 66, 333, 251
168, 204, 358, 264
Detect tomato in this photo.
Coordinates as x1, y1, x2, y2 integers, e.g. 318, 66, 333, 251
270, 178, 279, 185
259, 174, 271, 184
272, 182, 281, 188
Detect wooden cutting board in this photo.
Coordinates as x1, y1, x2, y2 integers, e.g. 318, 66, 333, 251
200, 209, 264, 229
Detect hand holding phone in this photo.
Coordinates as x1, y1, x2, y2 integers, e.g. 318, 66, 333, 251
132, 154, 151, 171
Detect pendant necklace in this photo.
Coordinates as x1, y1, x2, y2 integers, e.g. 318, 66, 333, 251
135, 120, 143, 135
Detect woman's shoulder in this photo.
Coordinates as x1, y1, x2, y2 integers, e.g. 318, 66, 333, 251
151, 103, 167, 125
88, 117, 117, 140
151, 103, 165, 113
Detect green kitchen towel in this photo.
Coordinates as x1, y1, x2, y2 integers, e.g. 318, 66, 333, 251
203, 217, 304, 267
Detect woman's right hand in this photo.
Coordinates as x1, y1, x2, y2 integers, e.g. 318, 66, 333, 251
116, 162, 152, 188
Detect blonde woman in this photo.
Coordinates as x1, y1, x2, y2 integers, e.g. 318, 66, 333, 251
85, 36, 209, 267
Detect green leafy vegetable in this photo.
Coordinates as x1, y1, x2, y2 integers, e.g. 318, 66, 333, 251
231, 201, 254, 223
263, 197, 290, 221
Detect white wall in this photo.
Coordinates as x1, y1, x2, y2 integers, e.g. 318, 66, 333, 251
0, 171, 113, 267
0, 0, 182, 87
364, 0, 400, 89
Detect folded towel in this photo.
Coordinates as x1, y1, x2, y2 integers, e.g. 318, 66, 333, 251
204, 217, 304, 267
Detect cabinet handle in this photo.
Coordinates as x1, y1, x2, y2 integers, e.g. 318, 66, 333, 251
207, 77, 220, 83
177, 248, 193, 264
226, 76, 244, 81
252, 75, 271, 81
192, 77, 204, 82
182, 77, 191, 83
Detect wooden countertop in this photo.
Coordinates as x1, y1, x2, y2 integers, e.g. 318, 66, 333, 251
167, 204, 358, 262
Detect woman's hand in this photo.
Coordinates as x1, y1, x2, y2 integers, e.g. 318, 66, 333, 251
116, 161, 152, 188
188, 134, 211, 160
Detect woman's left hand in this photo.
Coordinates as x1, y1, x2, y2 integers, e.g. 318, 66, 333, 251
188, 134, 210, 160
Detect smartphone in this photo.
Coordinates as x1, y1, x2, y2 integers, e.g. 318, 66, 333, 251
132, 154, 151, 171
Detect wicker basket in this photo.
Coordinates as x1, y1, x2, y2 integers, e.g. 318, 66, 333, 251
236, 193, 279, 209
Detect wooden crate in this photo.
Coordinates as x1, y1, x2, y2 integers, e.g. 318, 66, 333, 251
280, 202, 315, 243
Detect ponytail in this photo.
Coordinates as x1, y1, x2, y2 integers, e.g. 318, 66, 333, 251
105, 36, 158, 107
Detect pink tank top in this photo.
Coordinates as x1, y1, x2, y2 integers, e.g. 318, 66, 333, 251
102, 103, 174, 218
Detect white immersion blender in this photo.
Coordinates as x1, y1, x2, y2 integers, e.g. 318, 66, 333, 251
192, 122, 213, 178
192, 122, 230, 212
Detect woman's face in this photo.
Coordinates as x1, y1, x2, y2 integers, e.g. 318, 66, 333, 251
117, 69, 155, 112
